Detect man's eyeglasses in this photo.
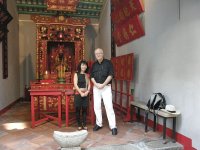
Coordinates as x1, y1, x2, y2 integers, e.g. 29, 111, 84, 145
95, 53, 103, 55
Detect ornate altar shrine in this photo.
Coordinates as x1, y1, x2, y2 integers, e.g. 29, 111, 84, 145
29, 16, 93, 127
31, 15, 90, 81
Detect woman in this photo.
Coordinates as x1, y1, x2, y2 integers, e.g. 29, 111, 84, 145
73, 60, 90, 130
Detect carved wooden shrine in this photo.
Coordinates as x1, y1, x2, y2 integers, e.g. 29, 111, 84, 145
29, 15, 94, 128
31, 15, 90, 81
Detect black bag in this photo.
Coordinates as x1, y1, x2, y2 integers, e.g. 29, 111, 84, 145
147, 93, 166, 110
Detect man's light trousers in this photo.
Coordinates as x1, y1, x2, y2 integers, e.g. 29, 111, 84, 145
93, 85, 116, 129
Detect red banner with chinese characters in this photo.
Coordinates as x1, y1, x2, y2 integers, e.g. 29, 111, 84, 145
111, 57, 118, 79
47, 0, 79, 12
111, 53, 134, 81
113, 15, 145, 47
111, 0, 144, 24
124, 53, 134, 80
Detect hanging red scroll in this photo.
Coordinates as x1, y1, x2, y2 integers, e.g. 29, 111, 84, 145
111, 0, 144, 24
113, 15, 145, 47
47, 0, 79, 12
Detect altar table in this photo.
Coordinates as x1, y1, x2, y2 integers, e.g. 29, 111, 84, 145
30, 89, 65, 128
29, 83, 94, 128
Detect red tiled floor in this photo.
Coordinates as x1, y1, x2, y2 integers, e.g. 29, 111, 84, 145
0, 101, 163, 150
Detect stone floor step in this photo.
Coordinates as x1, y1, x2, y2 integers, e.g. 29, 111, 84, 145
84, 139, 183, 150
133, 139, 184, 150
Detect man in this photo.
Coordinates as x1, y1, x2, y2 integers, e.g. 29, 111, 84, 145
90, 48, 117, 135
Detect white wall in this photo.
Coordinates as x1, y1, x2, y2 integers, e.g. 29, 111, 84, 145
113, 0, 200, 149
85, 24, 98, 61
0, 1, 20, 109
96, 0, 111, 59
19, 15, 36, 97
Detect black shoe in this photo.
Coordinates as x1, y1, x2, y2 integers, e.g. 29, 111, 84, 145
93, 124, 102, 131
112, 128, 118, 135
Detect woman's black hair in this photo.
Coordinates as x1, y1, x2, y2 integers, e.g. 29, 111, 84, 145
77, 60, 89, 73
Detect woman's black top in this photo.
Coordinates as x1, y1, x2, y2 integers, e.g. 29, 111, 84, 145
77, 73, 86, 88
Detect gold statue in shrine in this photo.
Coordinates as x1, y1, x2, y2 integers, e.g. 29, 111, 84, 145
55, 45, 68, 83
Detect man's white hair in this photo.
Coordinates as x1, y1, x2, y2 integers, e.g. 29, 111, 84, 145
95, 48, 104, 53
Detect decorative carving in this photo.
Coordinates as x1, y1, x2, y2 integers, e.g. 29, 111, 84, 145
35, 20, 85, 80
38, 24, 85, 42
0, 4, 13, 28
30, 82, 75, 112
0, 0, 12, 79
31, 15, 90, 25
47, 0, 79, 12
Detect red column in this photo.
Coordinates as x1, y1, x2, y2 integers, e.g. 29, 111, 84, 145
58, 95, 62, 127
65, 95, 69, 127
31, 96, 35, 128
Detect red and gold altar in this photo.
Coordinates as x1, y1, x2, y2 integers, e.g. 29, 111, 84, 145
29, 15, 94, 128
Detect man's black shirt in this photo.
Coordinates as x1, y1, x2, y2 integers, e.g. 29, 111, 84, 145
90, 59, 114, 84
